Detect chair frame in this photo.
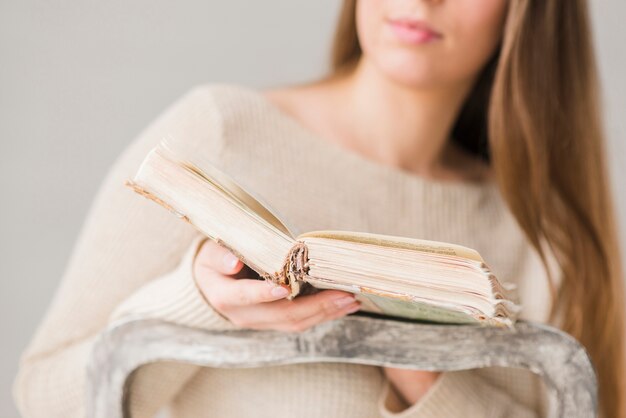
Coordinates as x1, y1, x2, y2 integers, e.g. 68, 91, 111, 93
86, 314, 597, 418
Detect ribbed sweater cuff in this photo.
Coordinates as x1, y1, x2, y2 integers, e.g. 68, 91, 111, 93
109, 235, 241, 331
378, 369, 536, 418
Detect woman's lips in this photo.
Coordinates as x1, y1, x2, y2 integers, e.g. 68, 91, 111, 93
386, 18, 442, 45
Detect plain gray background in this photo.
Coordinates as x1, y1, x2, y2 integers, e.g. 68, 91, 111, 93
1, 1, 624, 417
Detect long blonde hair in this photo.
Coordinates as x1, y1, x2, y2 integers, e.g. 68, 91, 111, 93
329, 1, 626, 417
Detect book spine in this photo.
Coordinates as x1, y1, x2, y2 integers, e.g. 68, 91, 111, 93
282, 241, 309, 300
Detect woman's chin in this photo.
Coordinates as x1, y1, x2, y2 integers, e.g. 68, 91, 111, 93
380, 68, 445, 90
372, 57, 448, 89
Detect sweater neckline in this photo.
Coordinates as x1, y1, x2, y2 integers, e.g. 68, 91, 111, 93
231, 83, 498, 197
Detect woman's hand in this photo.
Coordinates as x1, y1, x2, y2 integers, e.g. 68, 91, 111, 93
193, 238, 361, 332
383, 367, 442, 407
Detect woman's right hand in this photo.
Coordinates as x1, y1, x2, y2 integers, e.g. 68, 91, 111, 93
192, 238, 362, 332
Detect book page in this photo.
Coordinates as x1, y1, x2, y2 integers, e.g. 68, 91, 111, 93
298, 230, 484, 262
158, 139, 297, 238
303, 277, 486, 325
130, 146, 295, 277
356, 292, 482, 324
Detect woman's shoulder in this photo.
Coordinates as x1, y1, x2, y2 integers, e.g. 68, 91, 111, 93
172, 81, 311, 141
157, 82, 305, 161
181, 82, 278, 119
162, 82, 270, 133
159, 81, 347, 189
184, 80, 334, 128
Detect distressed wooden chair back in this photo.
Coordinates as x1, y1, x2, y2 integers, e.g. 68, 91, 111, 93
86, 315, 597, 418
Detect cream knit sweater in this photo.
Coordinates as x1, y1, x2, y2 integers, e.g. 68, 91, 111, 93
13, 82, 561, 418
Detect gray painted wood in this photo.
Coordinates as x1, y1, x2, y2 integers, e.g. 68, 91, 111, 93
86, 314, 597, 418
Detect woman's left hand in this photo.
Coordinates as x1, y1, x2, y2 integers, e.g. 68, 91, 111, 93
382, 367, 441, 406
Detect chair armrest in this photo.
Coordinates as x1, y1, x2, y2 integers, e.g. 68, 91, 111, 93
86, 314, 597, 418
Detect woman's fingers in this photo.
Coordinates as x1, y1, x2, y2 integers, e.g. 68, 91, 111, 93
267, 295, 361, 332
195, 238, 243, 275
274, 290, 359, 325
193, 237, 363, 332
199, 271, 291, 307
216, 288, 360, 330
287, 300, 361, 332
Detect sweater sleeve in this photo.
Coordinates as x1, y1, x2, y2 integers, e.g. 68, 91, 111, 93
108, 234, 240, 331
377, 370, 538, 418
12, 85, 240, 418
108, 235, 242, 418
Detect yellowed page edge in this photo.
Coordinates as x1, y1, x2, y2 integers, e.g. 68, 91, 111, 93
156, 141, 296, 238
298, 230, 484, 262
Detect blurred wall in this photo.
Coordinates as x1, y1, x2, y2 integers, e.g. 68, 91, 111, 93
0, 1, 623, 417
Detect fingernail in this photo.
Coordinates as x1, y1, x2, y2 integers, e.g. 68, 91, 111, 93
333, 295, 356, 309
222, 252, 240, 269
271, 286, 289, 297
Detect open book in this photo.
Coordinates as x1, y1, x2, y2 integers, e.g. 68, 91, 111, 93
125, 138, 521, 327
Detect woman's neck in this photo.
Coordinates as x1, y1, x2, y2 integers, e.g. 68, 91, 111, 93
329, 58, 487, 181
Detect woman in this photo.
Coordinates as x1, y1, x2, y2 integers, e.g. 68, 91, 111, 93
13, 0, 625, 417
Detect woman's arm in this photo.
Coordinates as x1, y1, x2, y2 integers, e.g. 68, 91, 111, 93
12, 86, 239, 418
378, 369, 540, 418
383, 368, 442, 406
